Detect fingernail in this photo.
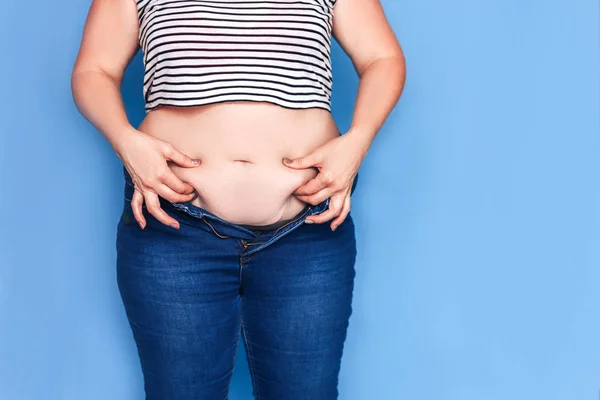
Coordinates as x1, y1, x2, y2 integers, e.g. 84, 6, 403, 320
282, 157, 292, 164
171, 223, 179, 229
191, 159, 200, 165
139, 222, 144, 229
331, 225, 337, 231
304, 219, 314, 224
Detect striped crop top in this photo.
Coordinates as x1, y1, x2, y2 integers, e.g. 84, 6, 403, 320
135, 0, 337, 113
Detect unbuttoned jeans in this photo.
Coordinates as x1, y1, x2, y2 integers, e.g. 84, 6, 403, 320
116, 167, 357, 400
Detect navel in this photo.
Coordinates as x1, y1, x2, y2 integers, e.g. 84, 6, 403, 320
232, 159, 254, 165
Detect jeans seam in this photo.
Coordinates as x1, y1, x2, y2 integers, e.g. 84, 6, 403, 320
240, 253, 257, 264
240, 310, 261, 400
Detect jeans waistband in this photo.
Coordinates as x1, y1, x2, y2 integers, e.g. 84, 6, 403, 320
122, 166, 331, 253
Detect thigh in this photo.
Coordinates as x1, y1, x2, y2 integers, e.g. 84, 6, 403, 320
116, 201, 242, 400
240, 215, 357, 400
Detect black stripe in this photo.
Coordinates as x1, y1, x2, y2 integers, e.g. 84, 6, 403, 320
142, 16, 330, 43
140, 8, 331, 40
143, 31, 331, 61
147, 92, 330, 106
150, 70, 333, 91
139, 2, 329, 23
143, 23, 331, 51
145, 54, 332, 77
140, 0, 328, 13
143, 16, 329, 40
151, 76, 327, 92
145, 63, 332, 87
145, 39, 331, 66
151, 84, 331, 98
146, 40, 329, 67
145, 98, 330, 112
148, 84, 327, 98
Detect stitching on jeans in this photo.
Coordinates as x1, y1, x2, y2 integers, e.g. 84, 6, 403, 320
240, 310, 261, 400
244, 240, 265, 246
239, 253, 245, 288
202, 216, 232, 239
240, 253, 257, 264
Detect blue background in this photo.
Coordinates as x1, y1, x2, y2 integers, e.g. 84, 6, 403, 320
1, 0, 599, 399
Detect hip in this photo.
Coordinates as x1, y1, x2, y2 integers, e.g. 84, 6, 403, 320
119, 167, 356, 260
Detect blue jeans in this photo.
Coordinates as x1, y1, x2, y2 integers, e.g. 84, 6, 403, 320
116, 167, 357, 400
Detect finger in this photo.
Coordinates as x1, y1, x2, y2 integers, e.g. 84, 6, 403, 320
296, 171, 338, 197
296, 185, 336, 206
163, 143, 201, 168
158, 168, 196, 194
155, 183, 197, 203
144, 192, 181, 229
131, 188, 146, 229
305, 194, 344, 224
282, 151, 321, 170
293, 176, 328, 196
330, 192, 351, 231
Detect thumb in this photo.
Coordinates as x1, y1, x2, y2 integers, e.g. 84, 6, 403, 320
282, 152, 320, 169
163, 144, 201, 168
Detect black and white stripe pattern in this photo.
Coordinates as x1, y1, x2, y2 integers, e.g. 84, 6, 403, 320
135, 0, 337, 112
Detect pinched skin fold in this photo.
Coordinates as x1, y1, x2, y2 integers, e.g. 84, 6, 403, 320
137, 102, 341, 226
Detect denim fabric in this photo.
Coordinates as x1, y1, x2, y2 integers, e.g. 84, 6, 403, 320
116, 166, 357, 400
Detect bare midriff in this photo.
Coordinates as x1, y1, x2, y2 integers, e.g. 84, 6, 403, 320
136, 101, 341, 227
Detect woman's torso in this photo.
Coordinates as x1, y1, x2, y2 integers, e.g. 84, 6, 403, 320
133, 0, 340, 226
137, 103, 340, 226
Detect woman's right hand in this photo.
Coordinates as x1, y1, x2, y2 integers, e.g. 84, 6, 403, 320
115, 128, 201, 230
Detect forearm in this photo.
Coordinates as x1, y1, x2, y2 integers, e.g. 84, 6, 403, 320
71, 69, 136, 159
345, 55, 406, 155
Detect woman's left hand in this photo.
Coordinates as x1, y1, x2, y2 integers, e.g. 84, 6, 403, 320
282, 131, 370, 231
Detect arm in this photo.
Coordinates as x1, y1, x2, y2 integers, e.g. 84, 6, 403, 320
71, 0, 140, 153
71, 0, 200, 229
333, 0, 406, 151
283, 0, 406, 230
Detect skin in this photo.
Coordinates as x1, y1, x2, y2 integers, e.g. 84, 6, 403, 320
71, 0, 405, 231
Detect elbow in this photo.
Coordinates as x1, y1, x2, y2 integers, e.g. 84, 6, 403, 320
70, 66, 118, 108
377, 53, 406, 97
70, 69, 83, 107
70, 65, 89, 104
359, 51, 406, 82
395, 52, 406, 93
70, 69, 92, 112
70, 67, 93, 96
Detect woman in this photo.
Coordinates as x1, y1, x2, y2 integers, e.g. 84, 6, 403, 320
71, 0, 405, 398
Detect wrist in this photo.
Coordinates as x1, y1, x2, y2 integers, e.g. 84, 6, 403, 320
344, 126, 375, 158
111, 126, 142, 161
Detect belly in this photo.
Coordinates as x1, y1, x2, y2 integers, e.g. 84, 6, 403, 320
136, 102, 340, 226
